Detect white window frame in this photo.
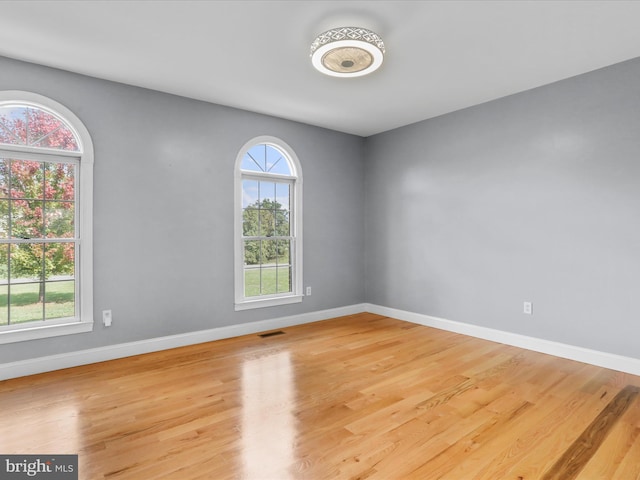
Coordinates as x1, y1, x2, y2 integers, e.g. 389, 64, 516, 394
234, 136, 303, 311
0, 91, 93, 344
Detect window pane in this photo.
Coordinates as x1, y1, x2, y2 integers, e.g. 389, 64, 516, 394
259, 181, 276, 205
275, 210, 290, 236
0, 244, 7, 284
9, 159, 44, 199
45, 243, 74, 279
259, 209, 275, 237
0, 107, 27, 145
264, 145, 289, 174
277, 240, 290, 265
44, 280, 74, 320
44, 163, 74, 200
0, 244, 7, 325
11, 199, 44, 239
45, 202, 74, 238
10, 282, 44, 324
0, 199, 8, 238
244, 267, 260, 297
0, 106, 79, 151
242, 179, 259, 208
261, 267, 277, 295
261, 239, 277, 265
243, 208, 259, 236
0, 285, 7, 325
244, 240, 260, 266
240, 155, 259, 172
241, 145, 267, 172
11, 243, 44, 282
277, 266, 291, 293
0, 158, 9, 198
275, 183, 289, 209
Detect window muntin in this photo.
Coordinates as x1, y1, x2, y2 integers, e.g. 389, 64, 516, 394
235, 138, 302, 310
0, 91, 93, 343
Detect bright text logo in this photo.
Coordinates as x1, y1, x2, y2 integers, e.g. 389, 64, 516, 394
0, 455, 77, 479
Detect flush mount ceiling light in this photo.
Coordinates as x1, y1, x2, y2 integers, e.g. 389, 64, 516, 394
310, 26, 385, 77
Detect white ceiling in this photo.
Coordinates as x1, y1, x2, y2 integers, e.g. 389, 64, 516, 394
2, 1, 640, 137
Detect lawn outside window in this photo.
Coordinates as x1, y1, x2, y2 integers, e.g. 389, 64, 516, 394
0, 91, 93, 343
234, 136, 302, 310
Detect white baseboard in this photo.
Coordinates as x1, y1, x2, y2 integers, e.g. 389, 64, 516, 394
364, 303, 640, 377
0, 303, 366, 381
4, 302, 639, 381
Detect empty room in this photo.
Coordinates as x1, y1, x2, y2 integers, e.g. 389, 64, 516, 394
1, 1, 640, 479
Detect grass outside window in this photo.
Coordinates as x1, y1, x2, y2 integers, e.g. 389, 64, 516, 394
0, 280, 74, 325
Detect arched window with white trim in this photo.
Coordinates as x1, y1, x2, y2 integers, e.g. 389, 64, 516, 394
0, 91, 93, 343
235, 136, 302, 310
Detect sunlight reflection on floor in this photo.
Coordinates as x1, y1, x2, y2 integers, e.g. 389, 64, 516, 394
241, 350, 295, 479
0, 401, 80, 453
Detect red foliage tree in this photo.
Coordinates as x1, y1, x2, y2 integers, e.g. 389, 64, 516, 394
0, 106, 76, 303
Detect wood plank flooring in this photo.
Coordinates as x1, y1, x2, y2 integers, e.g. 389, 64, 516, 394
1, 312, 640, 479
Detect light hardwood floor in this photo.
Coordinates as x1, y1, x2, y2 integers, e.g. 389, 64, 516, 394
1, 313, 640, 479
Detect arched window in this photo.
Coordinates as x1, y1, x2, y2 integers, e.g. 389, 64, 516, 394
234, 136, 302, 310
0, 91, 93, 343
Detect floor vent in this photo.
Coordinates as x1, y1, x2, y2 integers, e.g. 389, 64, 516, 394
258, 330, 285, 338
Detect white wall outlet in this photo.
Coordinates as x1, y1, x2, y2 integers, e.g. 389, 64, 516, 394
523, 302, 533, 315
306, 286, 312, 296
103, 309, 113, 327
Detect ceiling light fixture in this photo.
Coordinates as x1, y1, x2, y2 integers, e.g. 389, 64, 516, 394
310, 26, 385, 77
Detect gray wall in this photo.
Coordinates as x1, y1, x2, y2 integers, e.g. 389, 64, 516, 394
0, 55, 365, 363
3, 51, 639, 366
365, 57, 640, 358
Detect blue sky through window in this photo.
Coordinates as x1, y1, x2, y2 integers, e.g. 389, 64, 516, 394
241, 144, 292, 175
242, 180, 290, 211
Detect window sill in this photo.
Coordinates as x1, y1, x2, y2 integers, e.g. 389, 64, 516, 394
235, 294, 303, 311
0, 320, 94, 344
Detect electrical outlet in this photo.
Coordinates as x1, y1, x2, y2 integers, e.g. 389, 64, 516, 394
103, 309, 113, 327
306, 286, 312, 296
523, 302, 533, 315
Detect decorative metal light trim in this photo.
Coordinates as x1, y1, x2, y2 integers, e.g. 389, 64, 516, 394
310, 27, 385, 77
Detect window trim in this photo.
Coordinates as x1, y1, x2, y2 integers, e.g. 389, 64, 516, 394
234, 136, 303, 311
0, 91, 93, 344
